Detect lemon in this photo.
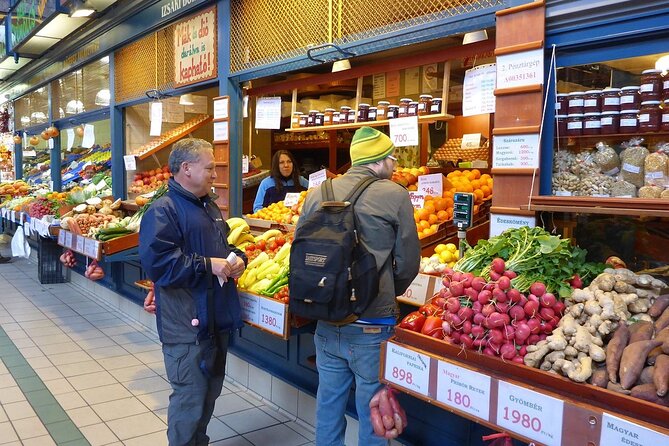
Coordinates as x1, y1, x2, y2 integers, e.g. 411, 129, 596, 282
439, 251, 453, 263
452, 250, 460, 260
446, 243, 457, 252
434, 243, 447, 254
448, 261, 456, 267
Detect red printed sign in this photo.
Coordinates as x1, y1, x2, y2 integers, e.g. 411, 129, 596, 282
174, 7, 217, 87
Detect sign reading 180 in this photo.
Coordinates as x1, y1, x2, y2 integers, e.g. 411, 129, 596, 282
161, 0, 200, 18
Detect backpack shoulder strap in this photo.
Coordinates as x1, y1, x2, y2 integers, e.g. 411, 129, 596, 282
344, 176, 379, 205
320, 178, 335, 202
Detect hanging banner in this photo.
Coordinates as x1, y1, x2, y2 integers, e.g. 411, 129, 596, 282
173, 7, 218, 87
463, 63, 496, 117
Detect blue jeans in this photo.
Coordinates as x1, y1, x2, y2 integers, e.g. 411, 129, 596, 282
314, 321, 394, 446
163, 332, 229, 446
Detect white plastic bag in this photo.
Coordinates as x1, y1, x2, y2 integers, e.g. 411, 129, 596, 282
11, 227, 31, 259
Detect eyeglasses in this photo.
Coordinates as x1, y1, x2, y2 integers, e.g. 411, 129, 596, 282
387, 155, 398, 162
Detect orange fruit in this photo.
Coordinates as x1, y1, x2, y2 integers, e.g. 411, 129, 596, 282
417, 208, 430, 221
414, 213, 421, 224
471, 169, 481, 179
481, 185, 492, 197
437, 210, 449, 221
424, 204, 435, 215
474, 189, 484, 203
419, 220, 430, 230
480, 174, 491, 181
428, 214, 438, 225
434, 198, 447, 212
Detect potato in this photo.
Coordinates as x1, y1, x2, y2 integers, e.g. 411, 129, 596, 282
653, 355, 669, 397
620, 340, 663, 389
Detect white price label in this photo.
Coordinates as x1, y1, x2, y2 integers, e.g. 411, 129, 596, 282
436, 361, 491, 421
408, 191, 425, 209
239, 293, 259, 325
308, 169, 327, 189
600, 413, 669, 446
283, 192, 300, 208
461, 133, 482, 149
76, 235, 85, 253
213, 121, 229, 142
418, 173, 443, 197
213, 98, 229, 120
398, 274, 432, 305
554, 190, 572, 197
66, 128, 75, 151
389, 116, 419, 147
257, 297, 286, 336
384, 342, 430, 396
84, 238, 99, 259
58, 229, 65, 245
23, 150, 36, 157
123, 155, 137, 171
242, 156, 249, 174
81, 124, 95, 149
65, 231, 73, 248
496, 381, 563, 446
48, 138, 54, 149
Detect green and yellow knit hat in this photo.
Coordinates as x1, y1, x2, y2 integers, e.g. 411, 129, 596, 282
350, 126, 395, 166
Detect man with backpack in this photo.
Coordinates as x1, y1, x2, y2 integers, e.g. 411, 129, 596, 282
294, 126, 420, 445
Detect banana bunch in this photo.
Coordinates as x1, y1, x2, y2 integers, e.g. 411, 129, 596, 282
226, 217, 254, 249
254, 228, 282, 242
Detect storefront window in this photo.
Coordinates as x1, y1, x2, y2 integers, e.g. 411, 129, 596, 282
59, 119, 112, 190
51, 57, 110, 119
22, 132, 50, 184
14, 87, 49, 130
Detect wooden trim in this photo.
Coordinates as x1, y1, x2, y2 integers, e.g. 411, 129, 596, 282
213, 183, 228, 189
247, 40, 495, 97
490, 206, 536, 217
490, 168, 538, 176
494, 84, 542, 96
214, 161, 228, 167
495, 0, 546, 17
494, 40, 544, 56
285, 113, 454, 132
492, 126, 540, 135
523, 195, 669, 217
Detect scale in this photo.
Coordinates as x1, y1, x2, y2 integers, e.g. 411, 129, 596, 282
453, 192, 474, 258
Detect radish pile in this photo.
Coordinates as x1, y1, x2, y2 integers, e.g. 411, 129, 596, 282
400, 258, 566, 363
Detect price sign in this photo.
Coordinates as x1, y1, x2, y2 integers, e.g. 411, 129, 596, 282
242, 156, 249, 174
213, 121, 229, 142
95, 179, 108, 191
239, 293, 259, 325
123, 155, 137, 171
149, 102, 163, 136
58, 229, 65, 245
257, 297, 286, 336
436, 361, 491, 421
408, 191, 425, 209
600, 413, 669, 446
213, 97, 229, 120
492, 134, 540, 169
418, 173, 443, 197
389, 116, 419, 147
496, 381, 563, 446
384, 342, 430, 396
75, 235, 85, 254
283, 192, 300, 207
398, 273, 432, 305
308, 169, 327, 189
461, 133, 483, 149
84, 238, 100, 259
65, 231, 73, 249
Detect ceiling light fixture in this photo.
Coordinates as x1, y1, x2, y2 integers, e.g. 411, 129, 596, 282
69, 0, 96, 18
66, 100, 84, 114
332, 59, 351, 73
95, 89, 110, 106
179, 94, 194, 106
655, 54, 669, 72
463, 30, 488, 45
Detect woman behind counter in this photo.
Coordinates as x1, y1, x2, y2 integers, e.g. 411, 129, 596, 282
253, 150, 309, 212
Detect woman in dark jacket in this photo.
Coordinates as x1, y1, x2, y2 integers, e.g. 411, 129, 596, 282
253, 150, 308, 212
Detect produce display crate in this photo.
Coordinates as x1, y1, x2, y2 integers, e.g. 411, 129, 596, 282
37, 236, 67, 284
381, 328, 669, 446
238, 291, 311, 340
57, 229, 139, 261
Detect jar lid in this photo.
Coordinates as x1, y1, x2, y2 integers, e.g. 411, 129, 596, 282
359, 103, 370, 107
389, 105, 399, 108
309, 109, 319, 113
369, 107, 377, 110
377, 101, 390, 105
585, 90, 602, 94
340, 106, 351, 110
316, 113, 324, 116
293, 111, 303, 115
431, 98, 442, 101
640, 100, 662, 105
642, 69, 663, 74
621, 86, 640, 91
568, 91, 586, 96
601, 111, 620, 115
400, 98, 412, 102
333, 111, 340, 114
602, 88, 621, 93
567, 114, 584, 117
419, 94, 433, 99
556, 93, 569, 97
409, 101, 418, 105
620, 109, 639, 113
584, 112, 601, 116
555, 115, 568, 118
324, 108, 336, 112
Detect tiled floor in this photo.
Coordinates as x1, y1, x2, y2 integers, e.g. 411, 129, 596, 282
0, 257, 316, 446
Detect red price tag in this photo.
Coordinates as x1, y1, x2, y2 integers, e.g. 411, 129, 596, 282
384, 342, 430, 396
239, 293, 259, 325
496, 381, 563, 446
418, 173, 443, 197
436, 361, 491, 421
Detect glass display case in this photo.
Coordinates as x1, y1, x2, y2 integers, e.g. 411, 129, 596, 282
60, 119, 112, 190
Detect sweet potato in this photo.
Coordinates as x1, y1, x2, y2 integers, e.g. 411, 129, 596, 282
620, 340, 662, 389
647, 346, 663, 365
655, 307, 669, 333
606, 323, 630, 383
649, 295, 669, 318
638, 366, 655, 385
655, 327, 669, 354
606, 381, 631, 395
589, 368, 608, 388
653, 355, 669, 397
628, 321, 654, 344
630, 383, 669, 406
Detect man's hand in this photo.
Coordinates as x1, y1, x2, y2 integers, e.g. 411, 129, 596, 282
143, 289, 156, 315
211, 257, 233, 281
229, 256, 245, 279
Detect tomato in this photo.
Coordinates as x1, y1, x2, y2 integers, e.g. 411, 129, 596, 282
256, 240, 266, 251
267, 240, 278, 251
421, 316, 443, 337
246, 243, 256, 252
275, 235, 286, 246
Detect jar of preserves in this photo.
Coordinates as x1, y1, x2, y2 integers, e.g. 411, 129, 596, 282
407, 101, 419, 117
583, 112, 601, 135
398, 98, 412, 117
619, 109, 639, 133
347, 108, 357, 123
640, 69, 663, 101
418, 94, 433, 116
620, 86, 640, 110
600, 111, 620, 135
638, 100, 661, 133
367, 107, 377, 121
357, 103, 370, 122
583, 90, 601, 114
556, 93, 569, 114
663, 75, 669, 101
376, 101, 390, 120
340, 106, 352, 123
307, 110, 319, 127
315, 113, 325, 127
323, 108, 335, 126
555, 115, 568, 136
299, 114, 308, 127
291, 112, 303, 129
662, 100, 669, 131
566, 114, 584, 136
332, 111, 341, 124
567, 91, 585, 114
430, 98, 443, 114
601, 88, 621, 112
387, 105, 399, 119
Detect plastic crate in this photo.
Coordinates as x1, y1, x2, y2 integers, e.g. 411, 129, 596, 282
38, 236, 68, 284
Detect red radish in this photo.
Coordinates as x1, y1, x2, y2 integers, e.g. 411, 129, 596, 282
482, 304, 495, 317
449, 314, 462, 327
493, 287, 508, 303
509, 305, 526, 321
452, 271, 463, 282
570, 274, 583, 289
527, 317, 541, 334
461, 273, 474, 288
512, 356, 525, 364
503, 270, 517, 279
473, 312, 486, 326
451, 331, 461, 343
471, 324, 485, 339
464, 287, 479, 302
488, 328, 504, 345
446, 297, 460, 313
539, 333, 548, 341
457, 307, 474, 322
487, 312, 506, 328
442, 321, 452, 335
539, 307, 556, 323
518, 294, 528, 306
490, 271, 502, 281
473, 338, 486, 348
497, 276, 511, 291
530, 282, 546, 297
472, 301, 483, 314
442, 276, 451, 287
524, 300, 539, 317
432, 297, 446, 309
528, 334, 541, 344
527, 293, 540, 303
518, 346, 528, 356
471, 277, 487, 291
540, 293, 557, 308
460, 334, 474, 348
541, 320, 555, 334
500, 343, 517, 359
495, 302, 510, 314
478, 290, 492, 305
462, 320, 472, 334
502, 325, 516, 340
507, 289, 521, 303
515, 324, 531, 343
449, 281, 464, 297
491, 258, 506, 274
553, 301, 566, 316
483, 347, 496, 356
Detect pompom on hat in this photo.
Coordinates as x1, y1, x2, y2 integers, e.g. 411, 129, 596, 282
349, 126, 395, 166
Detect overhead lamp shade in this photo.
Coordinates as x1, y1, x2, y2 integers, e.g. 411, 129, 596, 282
20, 116, 30, 125
66, 100, 85, 114
95, 89, 110, 106
30, 112, 46, 121
656, 55, 669, 71
332, 59, 351, 73
179, 94, 194, 106
463, 30, 488, 45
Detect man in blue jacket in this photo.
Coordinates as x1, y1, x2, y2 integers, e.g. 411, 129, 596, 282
139, 138, 246, 446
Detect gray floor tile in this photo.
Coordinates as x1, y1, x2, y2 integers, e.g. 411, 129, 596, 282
213, 393, 255, 417
2, 400, 36, 421
90, 397, 149, 422
122, 430, 168, 446
11, 416, 49, 439
207, 418, 238, 442
105, 412, 165, 441
218, 407, 281, 435
123, 375, 171, 396
80, 422, 119, 446
243, 423, 309, 446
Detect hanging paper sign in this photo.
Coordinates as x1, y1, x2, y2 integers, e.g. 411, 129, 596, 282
255, 97, 282, 129
213, 97, 229, 119
599, 413, 669, 446
173, 7, 217, 87
213, 121, 229, 142
408, 191, 425, 209
389, 116, 419, 147
84, 238, 100, 259
461, 133, 483, 149
283, 192, 300, 207
75, 235, 85, 254
257, 297, 286, 336
386, 70, 400, 97
384, 342, 430, 396
23, 150, 36, 157
81, 124, 95, 148
436, 361, 492, 421
405, 67, 420, 96
242, 156, 249, 174
308, 169, 327, 189
418, 173, 443, 197
23, 132, 27, 147
58, 229, 65, 245
462, 63, 496, 116
48, 138, 54, 149
496, 49, 543, 90
492, 134, 540, 169
373, 74, 386, 99
123, 155, 137, 171
66, 129, 75, 151
150, 102, 163, 136
64, 231, 73, 248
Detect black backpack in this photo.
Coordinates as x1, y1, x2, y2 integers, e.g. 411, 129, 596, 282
288, 177, 380, 321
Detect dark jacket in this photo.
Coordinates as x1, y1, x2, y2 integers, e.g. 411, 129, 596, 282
139, 178, 246, 344
298, 166, 420, 320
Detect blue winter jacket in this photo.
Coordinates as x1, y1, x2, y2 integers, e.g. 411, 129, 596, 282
139, 178, 246, 344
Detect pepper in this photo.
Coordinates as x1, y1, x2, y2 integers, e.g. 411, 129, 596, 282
399, 311, 426, 332
259, 265, 290, 296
